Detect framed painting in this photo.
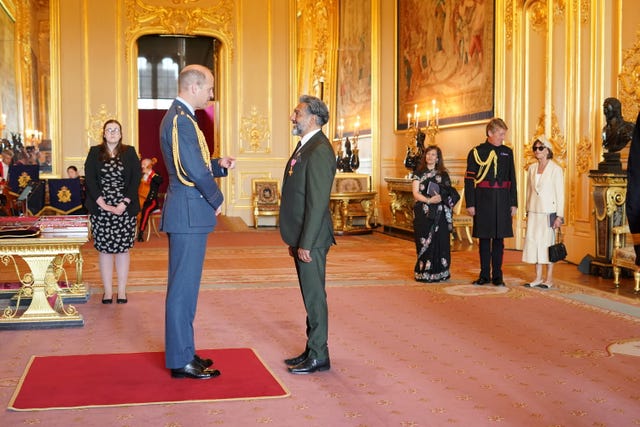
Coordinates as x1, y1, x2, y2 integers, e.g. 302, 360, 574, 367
396, 0, 494, 130
335, 0, 372, 139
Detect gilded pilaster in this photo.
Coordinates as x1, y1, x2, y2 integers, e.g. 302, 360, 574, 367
618, 30, 640, 117
294, 0, 337, 102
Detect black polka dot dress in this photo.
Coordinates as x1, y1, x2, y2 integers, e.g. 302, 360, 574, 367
90, 157, 136, 253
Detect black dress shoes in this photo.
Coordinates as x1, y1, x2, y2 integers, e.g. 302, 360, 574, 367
288, 357, 330, 374
171, 360, 220, 379
116, 297, 128, 304
284, 350, 309, 367
492, 278, 506, 286
102, 295, 112, 304
472, 277, 490, 286
194, 353, 214, 368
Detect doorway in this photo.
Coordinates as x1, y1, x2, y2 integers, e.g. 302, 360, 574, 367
136, 35, 221, 194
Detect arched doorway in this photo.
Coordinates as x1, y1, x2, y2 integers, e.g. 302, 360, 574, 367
135, 35, 221, 194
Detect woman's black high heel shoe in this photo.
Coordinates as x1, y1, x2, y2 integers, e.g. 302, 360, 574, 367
102, 295, 113, 304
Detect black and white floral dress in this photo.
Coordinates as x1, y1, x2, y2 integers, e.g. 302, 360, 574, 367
411, 169, 459, 283
90, 157, 136, 253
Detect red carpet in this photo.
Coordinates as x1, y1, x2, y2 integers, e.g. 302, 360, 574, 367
8, 348, 289, 411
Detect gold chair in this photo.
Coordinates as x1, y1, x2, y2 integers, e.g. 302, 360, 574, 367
452, 186, 473, 244
252, 178, 280, 228
145, 208, 162, 241
612, 225, 640, 292
140, 193, 164, 241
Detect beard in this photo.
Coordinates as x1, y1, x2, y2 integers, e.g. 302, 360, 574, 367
291, 123, 302, 136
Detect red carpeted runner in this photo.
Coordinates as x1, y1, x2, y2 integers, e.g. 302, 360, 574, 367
8, 348, 289, 411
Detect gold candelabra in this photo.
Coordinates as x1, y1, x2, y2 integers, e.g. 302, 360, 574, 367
25, 129, 43, 146
407, 99, 440, 145
335, 116, 360, 173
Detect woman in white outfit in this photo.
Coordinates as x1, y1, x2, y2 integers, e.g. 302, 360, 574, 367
522, 136, 565, 288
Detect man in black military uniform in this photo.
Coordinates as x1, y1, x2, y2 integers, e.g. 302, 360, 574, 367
464, 118, 518, 286
626, 111, 640, 265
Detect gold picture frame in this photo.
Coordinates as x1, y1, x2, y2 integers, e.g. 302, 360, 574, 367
396, 0, 495, 130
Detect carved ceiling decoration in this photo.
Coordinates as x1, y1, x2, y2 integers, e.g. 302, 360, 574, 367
619, 30, 640, 120
124, 0, 234, 62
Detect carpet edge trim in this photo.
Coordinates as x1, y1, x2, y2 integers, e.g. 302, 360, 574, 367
7, 354, 36, 411
248, 347, 291, 397
7, 393, 291, 412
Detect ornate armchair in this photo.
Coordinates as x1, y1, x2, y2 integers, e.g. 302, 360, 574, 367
612, 225, 640, 292
252, 178, 280, 228
452, 185, 473, 244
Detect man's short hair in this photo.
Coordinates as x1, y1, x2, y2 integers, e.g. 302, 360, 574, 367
299, 95, 329, 127
486, 118, 508, 136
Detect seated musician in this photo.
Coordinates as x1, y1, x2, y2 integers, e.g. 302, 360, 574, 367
137, 157, 163, 242
0, 149, 15, 216
67, 165, 87, 214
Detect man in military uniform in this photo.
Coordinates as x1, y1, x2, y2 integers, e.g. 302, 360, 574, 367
464, 118, 518, 286
160, 64, 235, 379
627, 111, 640, 265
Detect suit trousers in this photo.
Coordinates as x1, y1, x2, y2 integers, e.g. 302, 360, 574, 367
165, 232, 208, 369
294, 246, 330, 360
478, 237, 504, 281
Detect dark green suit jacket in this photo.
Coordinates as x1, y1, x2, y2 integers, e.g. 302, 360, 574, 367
279, 130, 336, 249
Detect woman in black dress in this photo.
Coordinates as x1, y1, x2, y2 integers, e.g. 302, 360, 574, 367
84, 119, 141, 303
411, 145, 459, 283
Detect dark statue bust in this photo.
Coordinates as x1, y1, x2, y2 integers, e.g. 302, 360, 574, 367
598, 97, 634, 172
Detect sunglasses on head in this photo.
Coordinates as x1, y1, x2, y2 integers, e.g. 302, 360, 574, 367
532, 145, 546, 151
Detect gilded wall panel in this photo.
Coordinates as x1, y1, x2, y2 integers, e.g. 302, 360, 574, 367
618, 31, 640, 119
239, 106, 270, 154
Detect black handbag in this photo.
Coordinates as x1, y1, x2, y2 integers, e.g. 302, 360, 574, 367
548, 228, 567, 262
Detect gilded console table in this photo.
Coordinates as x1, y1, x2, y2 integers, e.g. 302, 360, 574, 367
0, 232, 88, 328
384, 177, 415, 232
330, 191, 377, 235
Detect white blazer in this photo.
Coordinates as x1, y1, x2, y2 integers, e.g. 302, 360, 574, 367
525, 159, 565, 217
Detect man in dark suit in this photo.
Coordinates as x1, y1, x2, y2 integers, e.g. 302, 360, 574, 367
627, 111, 640, 265
464, 118, 517, 287
160, 64, 236, 379
280, 95, 336, 374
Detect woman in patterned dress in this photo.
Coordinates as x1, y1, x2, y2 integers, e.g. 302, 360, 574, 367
84, 119, 141, 304
411, 145, 459, 283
